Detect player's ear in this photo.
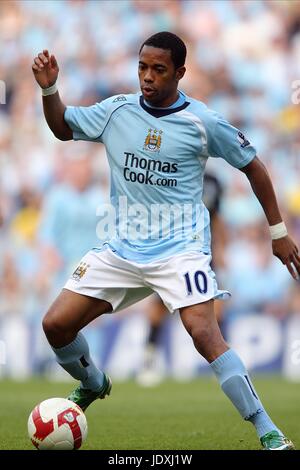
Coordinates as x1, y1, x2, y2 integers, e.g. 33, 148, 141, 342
175, 66, 186, 82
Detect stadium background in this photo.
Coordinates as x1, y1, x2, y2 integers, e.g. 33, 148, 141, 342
0, 0, 300, 384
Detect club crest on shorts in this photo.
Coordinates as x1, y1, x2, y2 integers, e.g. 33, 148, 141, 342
71, 262, 90, 281
144, 128, 163, 152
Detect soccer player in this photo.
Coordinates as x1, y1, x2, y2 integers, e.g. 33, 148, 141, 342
32, 32, 300, 450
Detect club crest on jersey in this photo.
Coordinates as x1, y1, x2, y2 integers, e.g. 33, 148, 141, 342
144, 128, 163, 152
71, 262, 90, 281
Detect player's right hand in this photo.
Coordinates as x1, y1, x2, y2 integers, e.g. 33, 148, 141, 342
32, 50, 59, 89
272, 235, 300, 280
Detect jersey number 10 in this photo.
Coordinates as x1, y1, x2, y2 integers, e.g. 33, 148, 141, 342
184, 271, 208, 296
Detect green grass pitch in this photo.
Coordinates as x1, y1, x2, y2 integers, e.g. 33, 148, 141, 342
0, 377, 299, 450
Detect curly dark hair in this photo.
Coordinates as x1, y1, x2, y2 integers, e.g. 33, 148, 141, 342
139, 31, 187, 69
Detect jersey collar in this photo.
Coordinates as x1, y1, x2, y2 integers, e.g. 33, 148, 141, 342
139, 96, 190, 118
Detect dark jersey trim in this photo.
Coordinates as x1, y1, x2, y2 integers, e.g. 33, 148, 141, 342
139, 96, 190, 118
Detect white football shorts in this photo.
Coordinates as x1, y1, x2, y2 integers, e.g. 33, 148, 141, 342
64, 246, 230, 313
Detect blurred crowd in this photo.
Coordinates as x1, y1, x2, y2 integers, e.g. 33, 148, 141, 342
0, 0, 300, 377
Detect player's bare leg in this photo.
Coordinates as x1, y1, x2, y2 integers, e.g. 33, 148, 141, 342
42, 289, 113, 411
43, 288, 112, 348
180, 300, 294, 450
180, 300, 228, 361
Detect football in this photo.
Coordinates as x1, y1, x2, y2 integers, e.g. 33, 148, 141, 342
28, 398, 88, 450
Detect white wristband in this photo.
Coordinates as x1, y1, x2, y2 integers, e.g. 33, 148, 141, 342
269, 222, 288, 240
41, 83, 58, 96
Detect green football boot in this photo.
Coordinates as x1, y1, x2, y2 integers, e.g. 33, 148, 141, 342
67, 373, 112, 412
260, 431, 295, 450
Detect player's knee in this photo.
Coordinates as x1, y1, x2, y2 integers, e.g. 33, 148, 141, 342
186, 319, 210, 342
42, 311, 67, 344
191, 325, 211, 345
187, 323, 213, 356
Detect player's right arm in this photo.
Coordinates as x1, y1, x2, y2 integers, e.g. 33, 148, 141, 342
32, 50, 72, 141
207, 112, 300, 280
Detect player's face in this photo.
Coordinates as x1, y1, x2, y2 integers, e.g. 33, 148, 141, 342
139, 46, 185, 107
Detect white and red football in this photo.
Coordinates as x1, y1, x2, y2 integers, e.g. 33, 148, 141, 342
28, 398, 88, 450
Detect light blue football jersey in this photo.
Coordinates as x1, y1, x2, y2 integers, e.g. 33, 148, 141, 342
64, 92, 256, 263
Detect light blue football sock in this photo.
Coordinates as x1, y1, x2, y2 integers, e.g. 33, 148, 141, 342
210, 349, 282, 438
52, 332, 104, 391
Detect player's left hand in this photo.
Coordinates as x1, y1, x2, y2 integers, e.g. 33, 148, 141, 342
272, 235, 300, 280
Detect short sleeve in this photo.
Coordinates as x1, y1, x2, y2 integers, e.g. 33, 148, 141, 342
64, 100, 110, 142
208, 115, 256, 169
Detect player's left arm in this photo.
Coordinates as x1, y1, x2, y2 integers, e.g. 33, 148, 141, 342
240, 156, 300, 280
